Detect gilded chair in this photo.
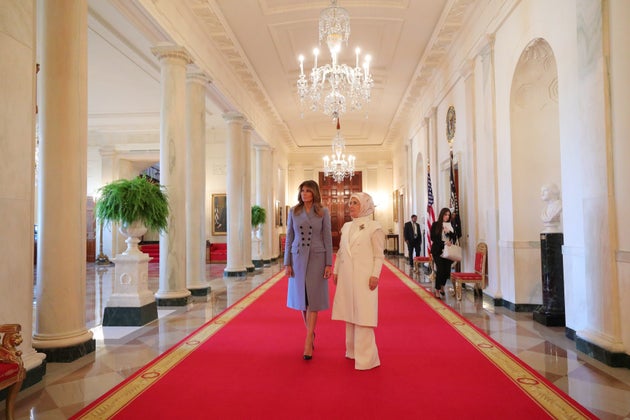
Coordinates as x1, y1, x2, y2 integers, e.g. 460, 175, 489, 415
451, 242, 487, 301
413, 255, 433, 283
0, 324, 25, 420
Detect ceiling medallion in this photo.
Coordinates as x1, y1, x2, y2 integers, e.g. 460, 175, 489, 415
446, 105, 456, 143
297, 0, 373, 121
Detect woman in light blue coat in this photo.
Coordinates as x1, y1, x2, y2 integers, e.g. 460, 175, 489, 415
284, 180, 333, 360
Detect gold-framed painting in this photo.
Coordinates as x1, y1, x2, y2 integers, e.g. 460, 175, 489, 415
212, 194, 227, 235
393, 191, 398, 223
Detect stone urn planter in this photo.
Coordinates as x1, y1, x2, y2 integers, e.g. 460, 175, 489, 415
95, 176, 169, 326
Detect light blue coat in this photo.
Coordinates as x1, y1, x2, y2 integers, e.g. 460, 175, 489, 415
284, 206, 333, 311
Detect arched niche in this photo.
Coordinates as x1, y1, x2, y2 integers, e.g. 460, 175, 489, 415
509, 38, 561, 304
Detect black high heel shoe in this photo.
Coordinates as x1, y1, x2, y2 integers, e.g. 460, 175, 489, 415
303, 333, 315, 360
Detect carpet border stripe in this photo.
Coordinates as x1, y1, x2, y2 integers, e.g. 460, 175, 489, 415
74, 270, 286, 419
385, 261, 593, 420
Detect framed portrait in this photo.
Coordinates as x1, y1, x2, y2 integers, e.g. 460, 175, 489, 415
392, 191, 398, 223
212, 194, 227, 235
285, 205, 290, 225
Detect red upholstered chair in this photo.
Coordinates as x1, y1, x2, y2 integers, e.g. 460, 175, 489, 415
413, 255, 433, 283
451, 242, 487, 301
0, 324, 25, 420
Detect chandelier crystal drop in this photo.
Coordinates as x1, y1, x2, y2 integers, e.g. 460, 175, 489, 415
323, 118, 355, 183
297, 0, 373, 120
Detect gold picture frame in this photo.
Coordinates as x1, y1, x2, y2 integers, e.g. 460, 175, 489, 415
393, 191, 398, 223
211, 194, 227, 235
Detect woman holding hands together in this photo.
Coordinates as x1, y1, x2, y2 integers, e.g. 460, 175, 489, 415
332, 192, 385, 370
284, 180, 333, 360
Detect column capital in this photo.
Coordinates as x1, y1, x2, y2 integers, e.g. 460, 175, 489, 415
187, 71, 211, 86
151, 44, 192, 64
223, 111, 246, 124
99, 146, 117, 158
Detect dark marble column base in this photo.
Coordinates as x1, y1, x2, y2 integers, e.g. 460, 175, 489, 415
253, 260, 264, 268
263, 259, 272, 266
533, 310, 565, 326
0, 361, 47, 402
189, 287, 211, 297
189, 286, 211, 302
224, 270, 247, 277
103, 302, 158, 326
34, 338, 95, 363
156, 295, 193, 306
576, 336, 630, 368
246, 266, 255, 272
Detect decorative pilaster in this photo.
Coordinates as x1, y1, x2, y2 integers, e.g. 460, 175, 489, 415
242, 124, 254, 272
223, 112, 247, 276
574, 0, 624, 364
151, 44, 192, 306
33, 0, 95, 362
186, 71, 211, 299
256, 146, 274, 264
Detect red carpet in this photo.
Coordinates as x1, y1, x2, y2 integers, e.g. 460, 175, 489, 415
73, 262, 595, 419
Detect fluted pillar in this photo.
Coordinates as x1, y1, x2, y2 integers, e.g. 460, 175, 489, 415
33, 0, 95, 362
255, 146, 274, 264
223, 112, 247, 276
151, 44, 192, 305
0, 0, 46, 377
186, 71, 211, 299
242, 124, 254, 272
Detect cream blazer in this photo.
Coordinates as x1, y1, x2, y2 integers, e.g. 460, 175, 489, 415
332, 219, 385, 327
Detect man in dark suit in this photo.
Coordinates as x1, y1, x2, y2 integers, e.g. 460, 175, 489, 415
403, 214, 422, 266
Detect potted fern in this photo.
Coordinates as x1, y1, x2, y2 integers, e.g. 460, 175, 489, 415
95, 176, 169, 255
251, 205, 267, 229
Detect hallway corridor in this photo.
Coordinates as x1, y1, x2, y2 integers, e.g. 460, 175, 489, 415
6, 258, 630, 419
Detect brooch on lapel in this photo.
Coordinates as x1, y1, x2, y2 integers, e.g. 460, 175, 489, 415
359, 224, 365, 230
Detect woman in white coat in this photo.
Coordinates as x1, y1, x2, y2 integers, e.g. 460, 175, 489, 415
332, 192, 385, 370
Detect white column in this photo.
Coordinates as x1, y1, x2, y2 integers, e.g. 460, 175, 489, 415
151, 44, 192, 304
256, 146, 274, 264
97, 146, 117, 260
0, 0, 45, 372
223, 112, 247, 276
33, 0, 95, 360
575, 0, 624, 354
186, 71, 211, 296
242, 124, 254, 272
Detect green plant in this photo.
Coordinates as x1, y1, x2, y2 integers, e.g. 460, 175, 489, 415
95, 176, 169, 233
251, 205, 267, 228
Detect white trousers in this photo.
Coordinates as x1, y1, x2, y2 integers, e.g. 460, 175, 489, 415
345, 322, 380, 370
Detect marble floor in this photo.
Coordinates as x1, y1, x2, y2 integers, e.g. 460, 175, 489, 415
5, 257, 630, 419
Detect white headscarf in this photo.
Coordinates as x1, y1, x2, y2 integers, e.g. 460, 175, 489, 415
351, 192, 375, 218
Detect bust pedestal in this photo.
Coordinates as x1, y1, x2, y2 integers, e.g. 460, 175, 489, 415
533, 233, 565, 326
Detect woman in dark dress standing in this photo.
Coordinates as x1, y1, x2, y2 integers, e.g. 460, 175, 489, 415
430, 207, 458, 299
284, 180, 333, 360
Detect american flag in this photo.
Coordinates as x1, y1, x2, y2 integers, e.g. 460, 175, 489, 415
449, 151, 462, 239
426, 169, 436, 252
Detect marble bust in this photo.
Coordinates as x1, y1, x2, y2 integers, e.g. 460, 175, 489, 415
540, 183, 562, 233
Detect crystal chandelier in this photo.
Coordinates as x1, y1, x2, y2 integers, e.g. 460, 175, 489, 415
297, 0, 373, 120
323, 118, 355, 183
